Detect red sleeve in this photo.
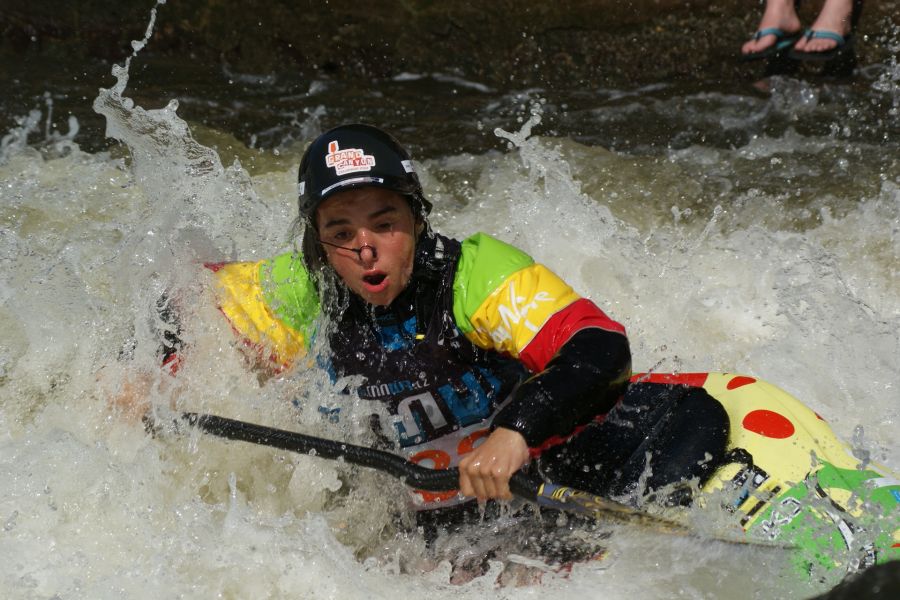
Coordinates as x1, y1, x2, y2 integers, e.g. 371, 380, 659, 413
518, 298, 626, 373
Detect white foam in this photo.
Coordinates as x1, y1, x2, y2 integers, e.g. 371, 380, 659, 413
1, 62, 897, 600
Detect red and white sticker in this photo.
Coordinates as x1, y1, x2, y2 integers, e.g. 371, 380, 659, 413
325, 141, 375, 176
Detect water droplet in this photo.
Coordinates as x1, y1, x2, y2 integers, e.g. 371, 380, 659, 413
4, 511, 19, 531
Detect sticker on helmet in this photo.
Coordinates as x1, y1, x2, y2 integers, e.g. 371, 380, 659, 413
325, 141, 376, 176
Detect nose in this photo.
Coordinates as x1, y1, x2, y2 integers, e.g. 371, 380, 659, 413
354, 228, 378, 264
358, 244, 377, 263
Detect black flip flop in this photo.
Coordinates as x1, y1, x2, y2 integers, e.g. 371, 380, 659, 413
788, 29, 853, 62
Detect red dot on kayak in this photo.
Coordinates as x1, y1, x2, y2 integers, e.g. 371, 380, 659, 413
742, 409, 795, 439
727, 376, 756, 390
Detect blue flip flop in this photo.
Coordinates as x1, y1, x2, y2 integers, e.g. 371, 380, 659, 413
740, 28, 801, 61
788, 29, 853, 62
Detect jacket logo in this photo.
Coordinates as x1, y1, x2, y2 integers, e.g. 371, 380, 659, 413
488, 282, 554, 344
395, 391, 448, 441
325, 141, 376, 176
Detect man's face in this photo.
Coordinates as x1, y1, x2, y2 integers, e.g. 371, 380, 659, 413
316, 187, 421, 306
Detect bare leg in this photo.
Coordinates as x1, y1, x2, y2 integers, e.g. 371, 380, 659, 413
742, 0, 802, 56
793, 0, 854, 53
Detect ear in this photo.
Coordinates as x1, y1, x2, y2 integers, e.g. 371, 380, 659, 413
415, 218, 425, 237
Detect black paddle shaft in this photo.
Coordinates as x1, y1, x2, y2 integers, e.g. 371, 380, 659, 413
182, 412, 541, 498
179, 412, 782, 547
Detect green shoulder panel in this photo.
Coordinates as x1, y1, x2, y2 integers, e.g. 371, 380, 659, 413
452, 233, 534, 334
259, 252, 320, 341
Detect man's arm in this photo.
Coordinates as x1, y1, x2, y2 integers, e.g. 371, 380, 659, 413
458, 328, 630, 500
453, 233, 631, 499
492, 327, 631, 451
106, 292, 184, 423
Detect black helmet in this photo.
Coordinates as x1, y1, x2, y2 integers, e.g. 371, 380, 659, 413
297, 124, 432, 220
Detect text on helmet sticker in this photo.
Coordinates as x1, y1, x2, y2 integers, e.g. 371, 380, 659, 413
326, 141, 376, 176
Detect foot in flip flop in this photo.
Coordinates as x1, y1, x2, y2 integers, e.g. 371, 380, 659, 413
741, 28, 802, 61
740, 0, 802, 61
788, 29, 851, 61
788, 0, 854, 60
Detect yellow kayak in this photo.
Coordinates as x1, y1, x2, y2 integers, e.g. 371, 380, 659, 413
635, 372, 900, 575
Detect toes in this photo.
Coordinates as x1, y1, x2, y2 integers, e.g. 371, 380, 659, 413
742, 36, 772, 55
795, 37, 838, 53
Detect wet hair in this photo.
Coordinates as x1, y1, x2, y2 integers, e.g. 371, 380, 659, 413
299, 218, 328, 277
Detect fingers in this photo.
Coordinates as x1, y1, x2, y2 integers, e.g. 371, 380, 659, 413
107, 374, 153, 424
459, 457, 511, 500
457, 428, 529, 501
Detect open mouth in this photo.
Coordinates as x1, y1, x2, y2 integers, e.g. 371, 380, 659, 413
363, 273, 387, 286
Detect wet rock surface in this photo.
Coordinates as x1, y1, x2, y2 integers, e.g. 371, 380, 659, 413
2, 0, 898, 87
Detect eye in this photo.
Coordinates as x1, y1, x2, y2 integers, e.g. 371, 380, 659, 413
330, 230, 353, 242
374, 221, 394, 232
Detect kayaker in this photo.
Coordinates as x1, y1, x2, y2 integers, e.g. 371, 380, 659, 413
135, 124, 729, 515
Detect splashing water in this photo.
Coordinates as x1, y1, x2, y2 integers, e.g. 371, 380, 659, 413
1, 2, 899, 598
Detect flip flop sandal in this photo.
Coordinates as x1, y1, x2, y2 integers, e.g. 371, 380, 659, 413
788, 29, 853, 62
740, 28, 801, 62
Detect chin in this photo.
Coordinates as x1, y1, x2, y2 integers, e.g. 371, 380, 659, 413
358, 289, 393, 306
